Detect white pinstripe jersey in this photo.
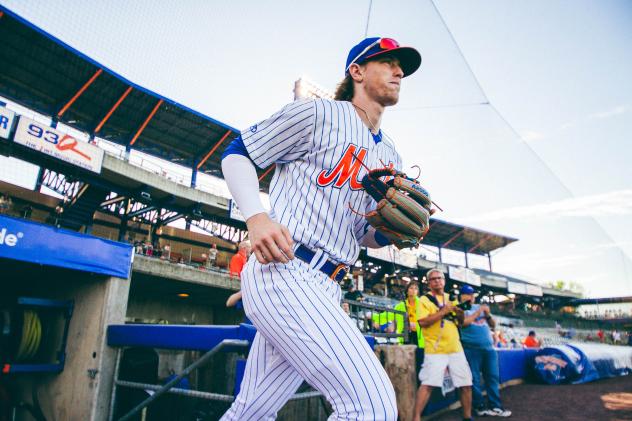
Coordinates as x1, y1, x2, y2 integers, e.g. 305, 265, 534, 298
242, 99, 402, 265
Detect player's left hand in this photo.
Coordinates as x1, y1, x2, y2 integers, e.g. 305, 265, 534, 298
360, 168, 432, 249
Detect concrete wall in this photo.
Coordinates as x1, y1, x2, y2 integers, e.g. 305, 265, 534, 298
9, 273, 130, 421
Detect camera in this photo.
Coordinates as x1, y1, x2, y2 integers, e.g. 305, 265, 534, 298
456, 300, 472, 311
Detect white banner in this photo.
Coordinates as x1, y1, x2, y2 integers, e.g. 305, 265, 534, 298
466, 270, 482, 287
448, 266, 482, 286
525, 284, 543, 297
448, 266, 466, 282
14, 117, 104, 173
366, 246, 417, 268
0, 106, 16, 139
507, 281, 527, 295
228, 199, 245, 222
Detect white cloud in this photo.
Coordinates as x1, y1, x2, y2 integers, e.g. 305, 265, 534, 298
589, 105, 628, 119
464, 190, 632, 223
520, 130, 545, 142
559, 122, 574, 130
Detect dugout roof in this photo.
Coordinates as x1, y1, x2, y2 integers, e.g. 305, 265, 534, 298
424, 218, 517, 255
0, 7, 271, 184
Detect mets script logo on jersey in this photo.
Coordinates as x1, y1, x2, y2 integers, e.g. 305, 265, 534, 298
316, 145, 367, 190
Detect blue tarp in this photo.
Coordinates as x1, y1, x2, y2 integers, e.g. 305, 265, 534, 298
0, 214, 133, 278
534, 343, 632, 385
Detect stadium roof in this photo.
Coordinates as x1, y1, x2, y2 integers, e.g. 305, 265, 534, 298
0, 7, 518, 256
0, 7, 283, 185
425, 218, 517, 255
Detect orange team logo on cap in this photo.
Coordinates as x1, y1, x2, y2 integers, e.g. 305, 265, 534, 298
317, 144, 367, 190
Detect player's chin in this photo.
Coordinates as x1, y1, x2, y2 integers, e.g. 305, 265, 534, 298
382, 94, 399, 107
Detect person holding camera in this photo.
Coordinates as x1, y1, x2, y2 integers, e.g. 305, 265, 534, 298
413, 269, 473, 421
460, 285, 512, 417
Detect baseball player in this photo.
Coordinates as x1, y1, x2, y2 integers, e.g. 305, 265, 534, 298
220, 37, 424, 420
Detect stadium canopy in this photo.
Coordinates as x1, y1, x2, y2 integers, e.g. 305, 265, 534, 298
425, 218, 517, 256
0, 6, 281, 187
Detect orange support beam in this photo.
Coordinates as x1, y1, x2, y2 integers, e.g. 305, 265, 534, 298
442, 229, 465, 248
57, 68, 103, 118
468, 233, 493, 253
129, 99, 163, 146
196, 129, 233, 170
258, 165, 275, 182
94, 86, 133, 133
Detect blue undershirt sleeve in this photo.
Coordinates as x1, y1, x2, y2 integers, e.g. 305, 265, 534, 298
221, 135, 254, 163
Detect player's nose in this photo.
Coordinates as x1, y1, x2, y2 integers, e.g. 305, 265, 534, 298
392, 63, 404, 78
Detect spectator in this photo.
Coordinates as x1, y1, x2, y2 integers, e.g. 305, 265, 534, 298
161, 244, 171, 261
143, 239, 153, 256
20, 204, 33, 219
459, 285, 511, 417
628, 332, 632, 347
522, 331, 541, 348
0, 193, 11, 215
54, 204, 63, 227
207, 243, 218, 268
226, 290, 243, 308
342, 302, 364, 331
229, 241, 251, 279
394, 281, 425, 372
344, 280, 364, 302
494, 330, 508, 348
413, 269, 472, 421
597, 329, 605, 343
612, 330, 621, 345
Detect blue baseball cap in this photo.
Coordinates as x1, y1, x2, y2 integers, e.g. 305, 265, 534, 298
345, 37, 422, 77
460, 285, 476, 295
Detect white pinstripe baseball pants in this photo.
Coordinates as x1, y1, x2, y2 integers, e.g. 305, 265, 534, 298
220, 257, 397, 421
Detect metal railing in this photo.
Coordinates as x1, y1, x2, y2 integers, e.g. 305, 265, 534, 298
341, 299, 409, 343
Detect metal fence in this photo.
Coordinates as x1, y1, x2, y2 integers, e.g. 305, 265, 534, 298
342, 299, 409, 344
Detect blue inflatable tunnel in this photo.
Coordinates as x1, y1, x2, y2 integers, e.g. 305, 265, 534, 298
534, 343, 632, 385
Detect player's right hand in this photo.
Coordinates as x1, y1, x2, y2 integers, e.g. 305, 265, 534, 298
246, 212, 295, 264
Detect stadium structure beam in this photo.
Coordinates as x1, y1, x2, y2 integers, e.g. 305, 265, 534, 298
196, 130, 233, 170
57, 69, 103, 118
162, 212, 184, 226
441, 229, 464, 248
127, 205, 156, 219
129, 99, 163, 146
258, 165, 275, 182
468, 233, 494, 253
100, 195, 126, 208
94, 86, 133, 133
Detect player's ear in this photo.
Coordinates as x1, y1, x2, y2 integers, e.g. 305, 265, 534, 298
348, 63, 364, 83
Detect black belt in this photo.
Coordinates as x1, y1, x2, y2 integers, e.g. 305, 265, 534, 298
294, 244, 349, 282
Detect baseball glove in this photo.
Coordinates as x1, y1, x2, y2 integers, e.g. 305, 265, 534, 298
361, 168, 432, 249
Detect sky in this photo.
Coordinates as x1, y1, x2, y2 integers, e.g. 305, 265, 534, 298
1, 0, 631, 297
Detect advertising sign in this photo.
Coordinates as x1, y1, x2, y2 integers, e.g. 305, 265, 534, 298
366, 246, 417, 268
0, 215, 133, 279
448, 266, 482, 286
0, 106, 16, 139
14, 117, 104, 173
507, 281, 527, 295
228, 199, 245, 222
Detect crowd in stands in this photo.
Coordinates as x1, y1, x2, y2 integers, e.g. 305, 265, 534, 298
130, 234, 252, 283
583, 309, 631, 319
